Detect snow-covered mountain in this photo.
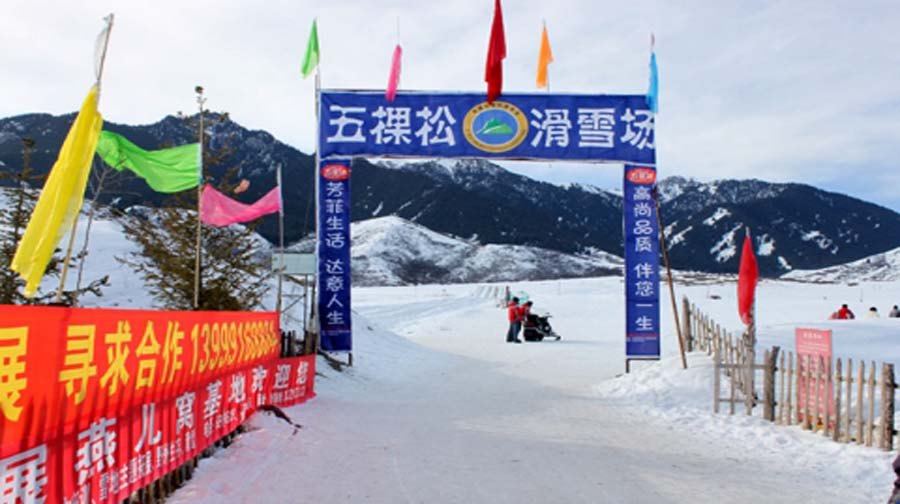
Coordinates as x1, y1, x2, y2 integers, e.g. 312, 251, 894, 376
3, 113, 900, 276
292, 216, 622, 286
782, 246, 900, 283
657, 175, 900, 275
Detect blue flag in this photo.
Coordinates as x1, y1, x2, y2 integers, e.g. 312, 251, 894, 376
647, 52, 659, 113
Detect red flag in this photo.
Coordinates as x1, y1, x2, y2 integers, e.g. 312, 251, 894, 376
484, 0, 506, 103
737, 232, 759, 325
385, 44, 402, 102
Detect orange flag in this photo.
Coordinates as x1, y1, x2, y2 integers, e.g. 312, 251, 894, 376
536, 24, 553, 89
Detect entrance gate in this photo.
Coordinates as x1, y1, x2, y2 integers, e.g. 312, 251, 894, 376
315, 90, 659, 365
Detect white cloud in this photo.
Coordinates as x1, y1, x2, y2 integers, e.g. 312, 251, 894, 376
2, 0, 899, 207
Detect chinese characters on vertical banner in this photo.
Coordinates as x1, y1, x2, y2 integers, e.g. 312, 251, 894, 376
624, 165, 660, 358
317, 160, 352, 351
0, 305, 315, 504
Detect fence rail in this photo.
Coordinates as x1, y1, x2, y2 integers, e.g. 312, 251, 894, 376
682, 296, 897, 451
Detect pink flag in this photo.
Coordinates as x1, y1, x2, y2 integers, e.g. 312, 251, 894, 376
200, 184, 281, 226
385, 44, 402, 102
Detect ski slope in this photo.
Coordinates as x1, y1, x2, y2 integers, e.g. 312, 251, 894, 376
169, 278, 898, 503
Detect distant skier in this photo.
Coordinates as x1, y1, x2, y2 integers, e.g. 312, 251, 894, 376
506, 297, 522, 343
836, 304, 855, 320
865, 306, 880, 319
890, 305, 900, 318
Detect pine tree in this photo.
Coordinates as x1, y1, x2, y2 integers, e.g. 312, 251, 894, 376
0, 138, 108, 305
119, 109, 271, 311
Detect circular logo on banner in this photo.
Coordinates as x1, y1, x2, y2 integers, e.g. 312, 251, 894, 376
462, 101, 529, 154
321, 164, 350, 181
625, 167, 656, 184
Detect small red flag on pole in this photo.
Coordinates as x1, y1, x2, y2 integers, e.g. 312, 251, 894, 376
484, 0, 506, 103
737, 230, 759, 325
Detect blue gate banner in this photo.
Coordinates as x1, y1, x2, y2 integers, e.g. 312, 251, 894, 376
317, 159, 352, 352
623, 165, 660, 358
320, 91, 655, 164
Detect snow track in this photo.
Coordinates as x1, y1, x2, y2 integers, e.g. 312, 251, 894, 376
170, 280, 895, 503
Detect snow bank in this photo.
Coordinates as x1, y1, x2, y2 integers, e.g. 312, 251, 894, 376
596, 353, 895, 503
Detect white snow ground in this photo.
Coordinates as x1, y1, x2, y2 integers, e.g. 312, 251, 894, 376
168, 278, 899, 504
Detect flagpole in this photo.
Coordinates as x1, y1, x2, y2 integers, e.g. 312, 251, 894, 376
276, 163, 285, 322
396, 17, 402, 90
542, 20, 552, 173
741, 226, 756, 413
312, 59, 321, 351
653, 186, 687, 370
55, 13, 114, 304
543, 20, 550, 93
75, 159, 109, 291
193, 87, 206, 309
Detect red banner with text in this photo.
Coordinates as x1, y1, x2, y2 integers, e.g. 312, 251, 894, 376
0, 305, 316, 503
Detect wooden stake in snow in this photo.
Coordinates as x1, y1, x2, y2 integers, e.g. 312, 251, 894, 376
653, 186, 687, 370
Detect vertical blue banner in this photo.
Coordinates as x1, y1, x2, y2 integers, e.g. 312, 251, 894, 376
623, 165, 660, 358
317, 160, 352, 352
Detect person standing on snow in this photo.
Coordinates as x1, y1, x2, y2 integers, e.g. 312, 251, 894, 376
506, 297, 522, 343
836, 304, 855, 320
518, 301, 533, 338
889, 305, 900, 318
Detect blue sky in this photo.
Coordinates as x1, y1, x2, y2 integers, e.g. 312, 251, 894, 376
2, 0, 899, 209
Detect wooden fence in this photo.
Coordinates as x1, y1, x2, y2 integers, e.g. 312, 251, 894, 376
682, 296, 897, 451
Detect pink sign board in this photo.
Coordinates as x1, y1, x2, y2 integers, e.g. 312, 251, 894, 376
795, 327, 834, 426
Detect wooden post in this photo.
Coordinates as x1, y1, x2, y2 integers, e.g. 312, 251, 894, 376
867, 360, 876, 447
802, 355, 812, 430
702, 313, 707, 352
812, 356, 821, 431
763, 346, 779, 421
778, 351, 786, 424
729, 353, 737, 415
702, 313, 708, 352
824, 356, 832, 437
682, 297, 693, 352
857, 360, 865, 444
833, 358, 842, 442
844, 358, 853, 443
745, 345, 755, 416
698, 312, 704, 352
881, 363, 894, 451
695, 306, 703, 351
713, 344, 721, 414
786, 351, 794, 425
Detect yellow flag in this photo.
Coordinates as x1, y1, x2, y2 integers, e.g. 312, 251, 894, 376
11, 86, 103, 297
536, 24, 553, 89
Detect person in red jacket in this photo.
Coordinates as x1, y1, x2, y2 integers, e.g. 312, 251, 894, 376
836, 304, 855, 320
506, 297, 522, 343
518, 301, 533, 328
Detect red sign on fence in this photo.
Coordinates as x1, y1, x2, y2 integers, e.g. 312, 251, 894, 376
0, 305, 316, 503
796, 327, 834, 426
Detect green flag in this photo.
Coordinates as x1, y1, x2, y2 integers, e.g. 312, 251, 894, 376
301, 19, 319, 78
95, 130, 200, 193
